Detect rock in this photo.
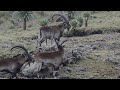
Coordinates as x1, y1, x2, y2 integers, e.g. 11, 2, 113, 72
106, 57, 119, 65
21, 62, 42, 77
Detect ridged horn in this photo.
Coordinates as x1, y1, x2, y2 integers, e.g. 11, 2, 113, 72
52, 14, 69, 23
10, 46, 33, 62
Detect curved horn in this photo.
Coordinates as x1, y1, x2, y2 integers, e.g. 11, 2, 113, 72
60, 40, 68, 46
11, 46, 32, 61
52, 14, 69, 23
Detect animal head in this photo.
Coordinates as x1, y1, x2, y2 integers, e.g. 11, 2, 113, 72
52, 14, 71, 31
10, 46, 34, 66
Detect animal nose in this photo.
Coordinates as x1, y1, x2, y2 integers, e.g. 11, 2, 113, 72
67, 27, 70, 31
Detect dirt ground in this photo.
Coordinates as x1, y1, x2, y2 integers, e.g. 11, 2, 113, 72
55, 33, 120, 79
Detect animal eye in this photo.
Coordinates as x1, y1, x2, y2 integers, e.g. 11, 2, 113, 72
63, 22, 66, 25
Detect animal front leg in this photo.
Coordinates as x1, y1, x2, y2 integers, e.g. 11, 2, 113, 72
39, 37, 45, 47
49, 65, 58, 77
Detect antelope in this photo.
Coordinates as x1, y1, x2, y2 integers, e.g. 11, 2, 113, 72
0, 46, 33, 79
37, 14, 71, 47
33, 39, 68, 77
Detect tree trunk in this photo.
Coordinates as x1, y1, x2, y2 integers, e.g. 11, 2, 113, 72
23, 18, 27, 30
85, 18, 88, 27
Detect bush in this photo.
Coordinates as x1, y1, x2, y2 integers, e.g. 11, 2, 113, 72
76, 16, 83, 27
70, 19, 78, 29
39, 19, 48, 27
83, 12, 90, 18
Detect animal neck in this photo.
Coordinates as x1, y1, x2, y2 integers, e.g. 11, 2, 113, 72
58, 45, 64, 53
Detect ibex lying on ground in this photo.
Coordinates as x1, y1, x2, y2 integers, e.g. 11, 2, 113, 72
37, 14, 71, 47
0, 46, 33, 79
34, 39, 68, 76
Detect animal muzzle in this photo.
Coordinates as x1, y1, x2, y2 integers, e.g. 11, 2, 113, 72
67, 26, 71, 31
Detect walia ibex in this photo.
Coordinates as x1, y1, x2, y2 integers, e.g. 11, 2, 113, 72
37, 14, 71, 47
0, 46, 33, 79
33, 39, 68, 76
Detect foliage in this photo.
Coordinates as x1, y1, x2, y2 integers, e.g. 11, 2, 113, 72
83, 12, 91, 27
12, 11, 34, 30
83, 12, 90, 18
76, 16, 83, 27
12, 11, 33, 22
39, 19, 48, 27
70, 19, 78, 29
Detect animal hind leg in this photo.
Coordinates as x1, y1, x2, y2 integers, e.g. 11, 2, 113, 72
46, 38, 47, 46
36, 39, 39, 49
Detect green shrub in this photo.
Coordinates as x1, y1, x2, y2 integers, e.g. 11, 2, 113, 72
76, 16, 83, 27
83, 12, 91, 27
39, 19, 48, 27
70, 19, 78, 29
83, 12, 90, 18
12, 11, 34, 30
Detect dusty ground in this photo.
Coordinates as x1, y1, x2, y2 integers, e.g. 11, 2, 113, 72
55, 33, 120, 79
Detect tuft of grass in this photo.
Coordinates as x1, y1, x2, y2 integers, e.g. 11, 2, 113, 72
39, 19, 48, 27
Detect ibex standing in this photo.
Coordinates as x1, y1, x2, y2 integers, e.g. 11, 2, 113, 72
0, 46, 33, 79
37, 14, 71, 47
33, 39, 68, 77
